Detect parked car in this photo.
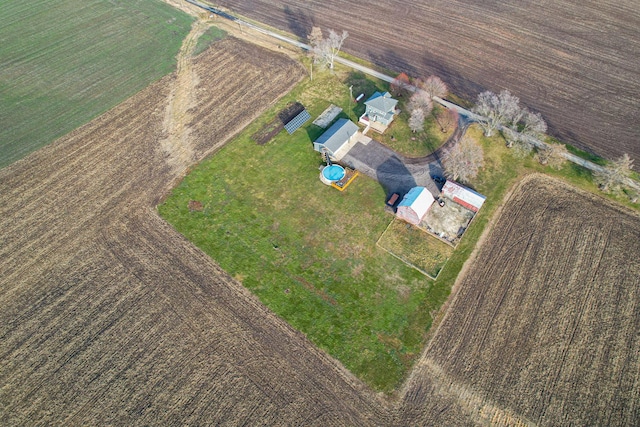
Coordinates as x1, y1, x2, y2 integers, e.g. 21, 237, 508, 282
431, 175, 446, 185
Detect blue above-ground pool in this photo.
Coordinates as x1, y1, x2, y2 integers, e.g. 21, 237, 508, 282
322, 165, 346, 181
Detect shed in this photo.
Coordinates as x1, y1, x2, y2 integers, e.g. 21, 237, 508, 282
396, 187, 434, 225
442, 181, 486, 212
313, 118, 359, 158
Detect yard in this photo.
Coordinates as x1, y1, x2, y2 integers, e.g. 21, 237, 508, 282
160, 69, 457, 391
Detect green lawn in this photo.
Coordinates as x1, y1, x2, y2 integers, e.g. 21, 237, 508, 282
0, 0, 193, 168
193, 26, 227, 57
378, 219, 454, 279
159, 65, 639, 393
160, 70, 444, 392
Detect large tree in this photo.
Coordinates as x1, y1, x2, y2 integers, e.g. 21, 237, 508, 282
472, 89, 520, 137
307, 27, 348, 70
408, 108, 425, 133
442, 136, 484, 183
594, 153, 634, 192
419, 75, 448, 99
408, 90, 433, 116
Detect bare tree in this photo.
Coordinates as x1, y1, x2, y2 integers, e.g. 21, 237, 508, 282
534, 143, 568, 170
594, 153, 634, 192
437, 107, 459, 133
503, 108, 547, 160
419, 75, 448, 99
442, 136, 484, 183
308, 27, 348, 70
409, 108, 425, 133
472, 90, 520, 137
408, 90, 433, 116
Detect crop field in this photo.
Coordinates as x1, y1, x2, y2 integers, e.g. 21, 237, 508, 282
400, 174, 640, 426
0, 36, 397, 426
215, 0, 640, 162
3, 1, 639, 423
0, 0, 193, 168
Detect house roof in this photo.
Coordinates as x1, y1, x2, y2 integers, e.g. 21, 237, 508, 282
397, 186, 434, 224
364, 91, 398, 114
314, 118, 358, 155
442, 181, 486, 212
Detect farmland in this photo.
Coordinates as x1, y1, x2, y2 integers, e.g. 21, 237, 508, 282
0, 0, 193, 168
400, 174, 640, 426
0, 36, 395, 425
214, 0, 640, 162
2, 0, 640, 424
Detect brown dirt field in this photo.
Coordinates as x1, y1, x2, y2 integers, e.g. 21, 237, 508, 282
4, 9, 638, 424
214, 0, 640, 162
400, 174, 640, 426
0, 33, 395, 425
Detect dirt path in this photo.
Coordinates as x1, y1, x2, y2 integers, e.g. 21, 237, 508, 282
160, 19, 210, 175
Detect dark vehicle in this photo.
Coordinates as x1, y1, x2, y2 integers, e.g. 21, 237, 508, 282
431, 175, 446, 185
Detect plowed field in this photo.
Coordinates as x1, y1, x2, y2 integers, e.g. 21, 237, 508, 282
215, 0, 640, 162
0, 37, 391, 426
401, 175, 640, 426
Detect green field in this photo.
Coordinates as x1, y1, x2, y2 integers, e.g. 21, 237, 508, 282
0, 0, 193, 168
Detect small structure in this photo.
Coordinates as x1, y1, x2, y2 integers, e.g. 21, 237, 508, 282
284, 109, 311, 134
396, 187, 435, 225
313, 118, 359, 159
313, 104, 343, 129
359, 91, 399, 132
441, 181, 486, 213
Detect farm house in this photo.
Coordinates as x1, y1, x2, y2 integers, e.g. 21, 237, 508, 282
313, 118, 359, 160
396, 186, 435, 225
359, 91, 399, 132
442, 180, 486, 212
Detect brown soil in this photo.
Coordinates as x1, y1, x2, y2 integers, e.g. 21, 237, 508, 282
400, 174, 640, 426
214, 0, 640, 162
0, 35, 388, 425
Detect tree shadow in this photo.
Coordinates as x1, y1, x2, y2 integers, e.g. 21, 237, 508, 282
283, 5, 314, 39
366, 48, 418, 79
376, 156, 417, 197
344, 71, 383, 117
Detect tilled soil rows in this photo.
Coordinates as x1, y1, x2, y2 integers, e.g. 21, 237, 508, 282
215, 0, 640, 161
402, 174, 640, 426
0, 38, 391, 426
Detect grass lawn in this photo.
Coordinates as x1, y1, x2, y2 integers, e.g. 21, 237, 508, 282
376, 103, 454, 158
0, 0, 193, 168
160, 65, 639, 393
378, 219, 454, 278
160, 69, 444, 392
